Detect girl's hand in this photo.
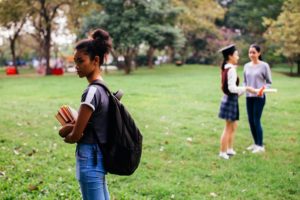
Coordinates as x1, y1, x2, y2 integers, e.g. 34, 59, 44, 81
64, 132, 82, 144
257, 86, 265, 97
246, 86, 257, 94
59, 123, 75, 138
63, 104, 93, 144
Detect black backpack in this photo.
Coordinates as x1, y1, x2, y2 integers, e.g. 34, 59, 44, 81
92, 80, 143, 176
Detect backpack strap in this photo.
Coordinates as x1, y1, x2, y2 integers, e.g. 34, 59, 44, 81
88, 80, 111, 149
91, 79, 123, 100
90, 79, 111, 94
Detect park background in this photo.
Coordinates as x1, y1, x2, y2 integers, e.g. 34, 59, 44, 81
0, 0, 299, 199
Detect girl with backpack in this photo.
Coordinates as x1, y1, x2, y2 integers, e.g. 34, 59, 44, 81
218, 44, 257, 160
59, 28, 112, 200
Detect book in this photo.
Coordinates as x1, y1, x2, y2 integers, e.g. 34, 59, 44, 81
55, 105, 78, 126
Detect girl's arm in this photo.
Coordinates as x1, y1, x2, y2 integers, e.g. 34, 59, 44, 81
243, 66, 247, 86
264, 63, 272, 88
228, 68, 256, 94
228, 68, 246, 94
64, 104, 93, 143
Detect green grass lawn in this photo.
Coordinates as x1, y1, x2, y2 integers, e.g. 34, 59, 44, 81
0, 65, 299, 200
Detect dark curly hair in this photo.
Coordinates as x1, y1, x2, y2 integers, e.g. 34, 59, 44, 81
75, 29, 112, 66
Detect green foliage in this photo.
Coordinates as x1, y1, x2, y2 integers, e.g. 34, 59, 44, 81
0, 66, 299, 199
141, 25, 185, 50
174, 0, 224, 35
264, 0, 300, 73
0, 0, 29, 26
224, 0, 283, 42
83, 0, 183, 51
139, 1, 184, 50
172, 0, 225, 63
0, 0, 32, 67
135, 54, 156, 66
81, 0, 184, 71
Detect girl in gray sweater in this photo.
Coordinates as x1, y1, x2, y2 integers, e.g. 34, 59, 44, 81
243, 44, 272, 153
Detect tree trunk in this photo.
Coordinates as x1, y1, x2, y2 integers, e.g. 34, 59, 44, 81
297, 59, 300, 75
166, 46, 175, 64
45, 25, 52, 75
124, 48, 136, 74
9, 37, 19, 74
124, 55, 132, 74
147, 46, 155, 69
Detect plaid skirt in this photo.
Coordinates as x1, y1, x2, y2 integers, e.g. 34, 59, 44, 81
218, 94, 239, 121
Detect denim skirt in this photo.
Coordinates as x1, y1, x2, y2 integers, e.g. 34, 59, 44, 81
218, 94, 239, 121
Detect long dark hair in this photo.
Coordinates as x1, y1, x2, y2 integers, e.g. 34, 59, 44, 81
75, 29, 112, 66
250, 44, 262, 61
221, 60, 227, 71
221, 49, 236, 71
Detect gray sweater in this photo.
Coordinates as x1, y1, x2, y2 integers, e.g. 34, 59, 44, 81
243, 61, 272, 97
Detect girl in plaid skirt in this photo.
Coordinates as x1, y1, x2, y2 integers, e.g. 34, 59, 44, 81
218, 45, 256, 159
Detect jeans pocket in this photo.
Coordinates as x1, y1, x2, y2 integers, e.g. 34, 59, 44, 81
76, 144, 94, 160
76, 148, 88, 160
76, 144, 92, 180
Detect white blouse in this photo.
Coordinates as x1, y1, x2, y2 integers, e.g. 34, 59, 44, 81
224, 63, 246, 94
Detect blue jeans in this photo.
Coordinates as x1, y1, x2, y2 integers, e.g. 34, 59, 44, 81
76, 143, 110, 200
246, 96, 266, 146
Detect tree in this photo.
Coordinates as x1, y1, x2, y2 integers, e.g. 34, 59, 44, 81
82, 0, 184, 73
172, 0, 225, 64
65, 0, 100, 38
29, 0, 93, 75
30, 0, 69, 75
81, 0, 140, 74
264, 0, 300, 74
0, 0, 32, 73
138, 1, 184, 68
142, 25, 184, 68
224, 0, 284, 43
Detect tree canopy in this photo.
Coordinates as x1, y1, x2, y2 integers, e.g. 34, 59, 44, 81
264, 0, 300, 74
0, 0, 299, 75
81, 0, 184, 73
0, 0, 32, 73
224, 0, 283, 42
172, 0, 225, 63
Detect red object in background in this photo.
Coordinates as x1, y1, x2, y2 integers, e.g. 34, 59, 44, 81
6, 66, 17, 75
51, 68, 64, 75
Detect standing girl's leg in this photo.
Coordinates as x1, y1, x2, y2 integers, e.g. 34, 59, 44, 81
79, 174, 109, 200
220, 121, 233, 159
253, 96, 266, 147
76, 144, 110, 200
220, 121, 230, 152
227, 121, 237, 155
246, 97, 258, 146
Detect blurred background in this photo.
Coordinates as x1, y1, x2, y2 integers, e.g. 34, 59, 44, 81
0, 0, 299, 75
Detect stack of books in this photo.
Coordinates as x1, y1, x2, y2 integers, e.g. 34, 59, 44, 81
55, 105, 78, 125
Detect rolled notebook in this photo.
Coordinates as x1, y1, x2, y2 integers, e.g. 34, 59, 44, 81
254, 88, 278, 93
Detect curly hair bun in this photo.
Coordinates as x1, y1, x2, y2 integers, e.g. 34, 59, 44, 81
92, 29, 109, 41
75, 28, 112, 65
91, 28, 112, 55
